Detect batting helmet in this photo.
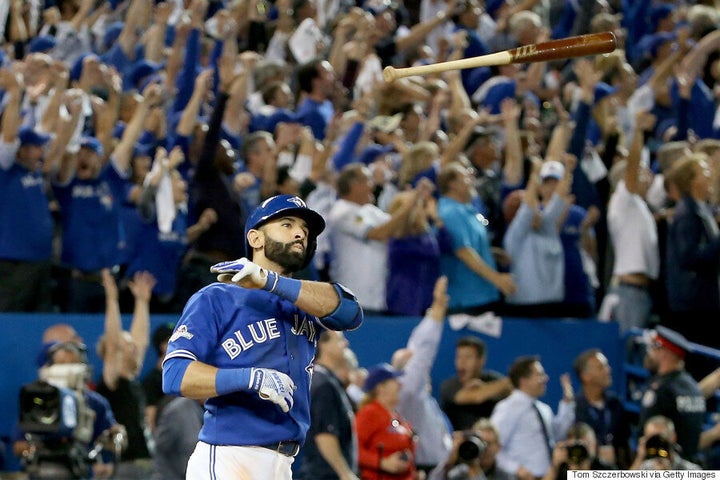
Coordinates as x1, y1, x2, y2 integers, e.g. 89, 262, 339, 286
245, 195, 325, 268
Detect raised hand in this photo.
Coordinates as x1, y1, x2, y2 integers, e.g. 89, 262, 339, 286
248, 367, 296, 412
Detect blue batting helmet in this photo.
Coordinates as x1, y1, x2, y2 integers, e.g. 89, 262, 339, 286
245, 195, 325, 268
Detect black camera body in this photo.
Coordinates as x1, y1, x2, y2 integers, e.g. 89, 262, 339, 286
645, 434, 672, 460
565, 441, 590, 464
18, 364, 96, 478
457, 431, 487, 464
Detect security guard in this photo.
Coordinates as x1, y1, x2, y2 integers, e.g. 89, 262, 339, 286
639, 326, 706, 461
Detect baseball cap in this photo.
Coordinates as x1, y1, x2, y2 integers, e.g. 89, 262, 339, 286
485, 0, 505, 18
367, 113, 402, 133
125, 60, 164, 92
645, 325, 692, 358
594, 82, 617, 105
540, 160, 565, 180
19, 126, 51, 146
363, 362, 403, 392
28, 35, 57, 54
648, 4, 676, 32
355, 144, 394, 165
80, 136, 104, 157
69, 53, 99, 82
641, 32, 676, 59
244, 194, 325, 268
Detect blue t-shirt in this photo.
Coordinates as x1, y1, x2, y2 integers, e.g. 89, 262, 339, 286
53, 161, 130, 271
0, 163, 53, 261
438, 197, 500, 309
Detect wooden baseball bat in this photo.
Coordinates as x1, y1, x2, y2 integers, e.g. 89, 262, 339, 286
382, 31, 617, 82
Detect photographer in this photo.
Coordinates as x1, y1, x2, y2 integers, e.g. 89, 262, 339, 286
13, 341, 127, 479
629, 415, 702, 470
428, 418, 515, 480
542, 422, 615, 480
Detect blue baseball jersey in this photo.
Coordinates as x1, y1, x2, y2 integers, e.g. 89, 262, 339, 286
164, 282, 324, 446
0, 162, 54, 261
52, 160, 131, 271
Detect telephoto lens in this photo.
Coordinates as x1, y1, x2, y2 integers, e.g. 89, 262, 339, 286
565, 441, 589, 464
457, 432, 486, 463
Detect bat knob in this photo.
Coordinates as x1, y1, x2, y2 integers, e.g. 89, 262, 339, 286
382, 66, 397, 83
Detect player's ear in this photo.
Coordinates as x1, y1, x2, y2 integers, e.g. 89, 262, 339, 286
247, 229, 264, 251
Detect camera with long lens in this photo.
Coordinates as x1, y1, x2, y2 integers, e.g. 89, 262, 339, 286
645, 434, 672, 460
18, 362, 96, 479
565, 441, 590, 464
457, 431, 486, 464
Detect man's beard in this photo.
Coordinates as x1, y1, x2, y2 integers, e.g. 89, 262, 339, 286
264, 236, 307, 273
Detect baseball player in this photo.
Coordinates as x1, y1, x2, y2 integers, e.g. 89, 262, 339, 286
162, 194, 364, 480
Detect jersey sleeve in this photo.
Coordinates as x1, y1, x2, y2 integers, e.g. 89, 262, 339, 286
163, 285, 222, 364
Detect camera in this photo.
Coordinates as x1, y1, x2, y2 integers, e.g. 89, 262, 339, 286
565, 441, 590, 464
645, 434, 672, 460
18, 364, 96, 478
457, 431, 486, 464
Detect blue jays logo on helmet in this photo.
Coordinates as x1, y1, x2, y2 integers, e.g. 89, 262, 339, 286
244, 195, 325, 268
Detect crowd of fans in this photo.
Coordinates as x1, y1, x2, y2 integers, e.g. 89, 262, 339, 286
2, 0, 720, 477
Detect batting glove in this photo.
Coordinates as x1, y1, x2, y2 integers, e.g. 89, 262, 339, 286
248, 368, 297, 413
210, 258, 268, 288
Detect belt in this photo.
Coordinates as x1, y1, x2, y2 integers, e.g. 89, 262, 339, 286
260, 441, 300, 457
619, 281, 649, 291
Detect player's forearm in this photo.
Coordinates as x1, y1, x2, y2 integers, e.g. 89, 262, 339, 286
294, 281, 341, 317
179, 361, 223, 399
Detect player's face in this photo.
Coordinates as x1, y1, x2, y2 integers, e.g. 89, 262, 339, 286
261, 216, 310, 272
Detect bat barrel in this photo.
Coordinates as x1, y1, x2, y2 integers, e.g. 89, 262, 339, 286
509, 31, 617, 64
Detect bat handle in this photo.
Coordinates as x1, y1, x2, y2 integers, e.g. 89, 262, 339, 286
382, 66, 397, 83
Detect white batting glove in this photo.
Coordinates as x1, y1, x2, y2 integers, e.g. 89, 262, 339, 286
248, 368, 297, 413
210, 258, 268, 288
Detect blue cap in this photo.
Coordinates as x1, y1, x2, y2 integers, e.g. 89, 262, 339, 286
482, 79, 516, 114
80, 136, 104, 157
19, 126, 51, 146
355, 144, 394, 165
485, 0, 504, 17
594, 82, 617, 105
641, 32, 676, 58
125, 60, 163, 91
363, 363, 403, 392
648, 4, 675, 32
262, 109, 301, 134
133, 143, 155, 158
36, 341, 59, 367
28, 35, 57, 53
69, 53, 98, 82
244, 195, 325, 268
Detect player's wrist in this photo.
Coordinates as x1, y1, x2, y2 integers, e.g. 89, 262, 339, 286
215, 368, 252, 396
262, 271, 301, 303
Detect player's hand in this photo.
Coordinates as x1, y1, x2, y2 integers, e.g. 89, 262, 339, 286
249, 368, 297, 412
210, 258, 269, 288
